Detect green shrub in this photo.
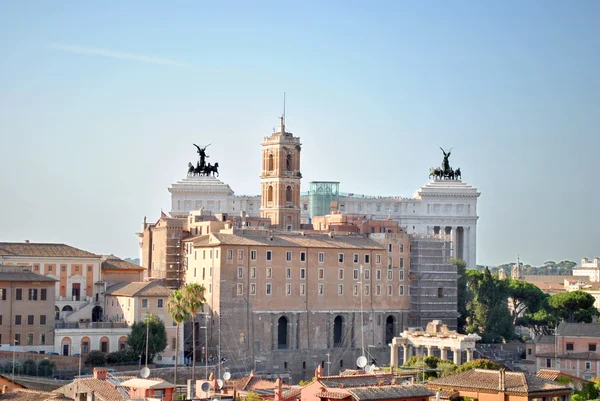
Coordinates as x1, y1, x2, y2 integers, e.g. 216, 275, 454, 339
38, 359, 55, 377
23, 360, 37, 375
85, 350, 106, 366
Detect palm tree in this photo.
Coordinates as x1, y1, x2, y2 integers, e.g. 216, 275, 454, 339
182, 283, 206, 386
167, 289, 190, 396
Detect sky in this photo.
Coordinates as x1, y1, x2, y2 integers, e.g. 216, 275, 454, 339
0, 1, 599, 267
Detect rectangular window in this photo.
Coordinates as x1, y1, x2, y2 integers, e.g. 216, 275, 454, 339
286, 268, 292, 279
286, 284, 292, 295
40, 315, 46, 325
237, 267, 243, 279
227, 249, 233, 260
376, 270, 381, 280
300, 268, 306, 280
400, 257, 404, 268
237, 283, 244, 295
266, 267, 272, 279
399, 285, 404, 295
266, 284, 272, 295
353, 285, 359, 296
338, 253, 344, 263
566, 343, 574, 351
586, 361, 592, 370
48, 266, 53, 272
387, 285, 393, 296
202, 268, 206, 279
590, 344, 597, 352
353, 269, 359, 280
388, 257, 393, 268
318, 252, 325, 263
438, 288, 444, 298
101, 341, 108, 353
172, 337, 176, 350
387, 270, 393, 280
203, 250, 206, 259
388, 244, 392, 252
61, 266, 66, 272
0, 315, 2, 325
250, 250, 257, 261
300, 284, 306, 295
400, 244, 404, 253
364, 269, 370, 280
15, 315, 21, 325
250, 284, 256, 295
286, 252, 292, 262
353, 254, 359, 264
40, 333, 46, 345
142, 299, 148, 308
266, 250, 272, 261
338, 285, 343, 295
27, 333, 33, 346
41, 289, 47, 301
338, 269, 344, 280
528, 348, 532, 355
318, 284, 324, 295
0, 288, 5, 300
376, 254, 381, 264
27, 315, 34, 325
376, 285, 381, 296
300, 252, 306, 262
238, 249, 244, 260
318, 269, 324, 280
16, 288, 22, 301
28, 288, 38, 301
364, 284, 370, 296
400, 270, 404, 280
251, 267, 256, 279
157, 299, 164, 308
15, 333, 20, 346
364, 254, 370, 264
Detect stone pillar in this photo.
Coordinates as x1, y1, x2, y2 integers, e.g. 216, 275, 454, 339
402, 345, 409, 365
453, 348, 461, 365
426, 346, 433, 357
439, 347, 447, 360
390, 344, 398, 367
466, 348, 473, 362
417, 346, 423, 357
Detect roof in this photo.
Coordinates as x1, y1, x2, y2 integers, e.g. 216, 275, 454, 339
348, 385, 434, 400
104, 281, 172, 297
191, 233, 384, 250
318, 374, 395, 388
556, 321, 600, 337
119, 378, 174, 389
534, 335, 556, 344
317, 392, 349, 399
536, 351, 600, 360
536, 369, 591, 383
0, 389, 72, 401
0, 269, 58, 282
56, 377, 126, 401
101, 256, 143, 271
281, 387, 302, 401
428, 369, 571, 395
0, 243, 97, 258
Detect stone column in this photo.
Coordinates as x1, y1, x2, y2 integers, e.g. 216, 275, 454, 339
390, 344, 398, 367
439, 347, 447, 360
402, 345, 409, 365
453, 348, 461, 365
466, 348, 473, 363
426, 346, 433, 357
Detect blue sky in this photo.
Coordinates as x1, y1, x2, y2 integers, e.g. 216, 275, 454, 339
1, 1, 598, 266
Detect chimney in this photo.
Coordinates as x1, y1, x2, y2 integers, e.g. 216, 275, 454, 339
93, 368, 108, 380
2, 385, 8, 395
315, 364, 323, 379
274, 378, 282, 401
24, 240, 29, 243
499, 368, 506, 392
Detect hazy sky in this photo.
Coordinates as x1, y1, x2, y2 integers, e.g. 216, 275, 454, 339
1, 1, 599, 267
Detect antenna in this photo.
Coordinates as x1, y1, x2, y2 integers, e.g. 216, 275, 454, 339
283, 92, 286, 125
140, 367, 150, 378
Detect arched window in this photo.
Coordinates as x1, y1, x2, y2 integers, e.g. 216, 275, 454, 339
61, 337, 72, 356
267, 186, 274, 202
100, 336, 110, 353
81, 337, 90, 354
92, 306, 103, 322
385, 315, 395, 345
333, 315, 343, 347
55, 306, 60, 320
62, 305, 73, 312
286, 154, 292, 171
286, 186, 292, 202
278, 316, 288, 349
268, 153, 274, 171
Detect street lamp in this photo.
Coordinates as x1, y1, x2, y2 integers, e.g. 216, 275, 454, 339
12, 339, 19, 381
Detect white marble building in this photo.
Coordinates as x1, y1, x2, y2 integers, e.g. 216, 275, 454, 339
168, 176, 480, 268
573, 257, 600, 282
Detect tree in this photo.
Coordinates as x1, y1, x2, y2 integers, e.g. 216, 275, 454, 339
168, 289, 190, 388
507, 279, 545, 325
549, 291, 597, 323
451, 258, 469, 333
85, 350, 106, 366
182, 283, 206, 385
23, 359, 37, 375
245, 391, 261, 401
38, 359, 55, 377
456, 359, 502, 372
127, 314, 167, 363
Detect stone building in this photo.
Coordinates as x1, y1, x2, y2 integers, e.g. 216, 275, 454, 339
573, 257, 600, 282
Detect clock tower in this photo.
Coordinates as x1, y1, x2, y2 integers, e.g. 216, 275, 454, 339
260, 116, 302, 230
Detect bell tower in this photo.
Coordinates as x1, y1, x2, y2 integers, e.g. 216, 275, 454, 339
260, 116, 302, 230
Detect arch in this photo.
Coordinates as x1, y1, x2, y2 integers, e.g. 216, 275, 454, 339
267, 186, 274, 203
286, 186, 292, 202
61, 337, 72, 356
385, 315, 395, 345
62, 305, 73, 312
92, 306, 103, 322
118, 336, 128, 351
286, 154, 292, 171
277, 316, 288, 349
333, 315, 344, 347
100, 336, 110, 353
268, 153, 274, 171
55, 306, 60, 320
81, 336, 91, 354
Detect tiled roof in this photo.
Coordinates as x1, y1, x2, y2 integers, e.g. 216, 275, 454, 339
536, 369, 591, 383
318, 374, 394, 388
534, 335, 556, 344
536, 351, 600, 360
55, 378, 124, 401
348, 385, 434, 400
281, 387, 302, 401
0, 269, 58, 282
428, 369, 571, 395
0, 243, 97, 258
0, 389, 72, 401
205, 233, 384, 250
104, 281, 172, 297
101, 256, 143, 271
317, 392, 350, 399
557, 321, 600, 337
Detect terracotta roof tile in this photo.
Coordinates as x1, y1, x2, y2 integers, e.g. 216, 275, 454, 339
318, 374, 394, 388
536, 369, 591, 383
209, 233, 385, 250
0, 389, 72, 401
104, 281, 172, 297
536, 351, 600, 360
556, 321, 600, 337
0, 243, 97, 258
348, 385, 434, 400
317, 391, 350, 399
0, 268, 58, 282
101, 256, 144, 271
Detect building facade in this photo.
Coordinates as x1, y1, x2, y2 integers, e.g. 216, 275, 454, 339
573, 257, 600, 282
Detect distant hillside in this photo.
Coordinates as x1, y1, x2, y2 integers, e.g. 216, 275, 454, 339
124, 258, 140, 265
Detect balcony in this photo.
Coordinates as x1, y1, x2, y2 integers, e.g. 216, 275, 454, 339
55, 321, 129, 329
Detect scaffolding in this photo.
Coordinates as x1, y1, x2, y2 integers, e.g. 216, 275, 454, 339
409, 235, 459, 329
308, 181, 340, 218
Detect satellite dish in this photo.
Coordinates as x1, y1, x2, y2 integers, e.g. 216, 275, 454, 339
356, 356, 368, 368
364, 365, 372, 373
371, 364, 377, 371
217, 379, 224, 389
223, 372, 231, 381
140, 367, 150, 378
201, 382, 210, 392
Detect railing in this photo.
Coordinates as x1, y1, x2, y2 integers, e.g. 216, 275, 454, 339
55, 322, 128, 329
